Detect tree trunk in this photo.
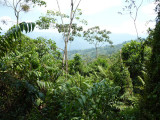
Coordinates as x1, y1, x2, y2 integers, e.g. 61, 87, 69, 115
133, 20, 139, 39
62, 53, 65, 74
95, 44, 98, 58
64, 40, 68, 73
96, 47, 98, 58
17, 15, 19, 24
60, 0, 82, 74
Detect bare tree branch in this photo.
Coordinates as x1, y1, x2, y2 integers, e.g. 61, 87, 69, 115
128, 0, 143, 38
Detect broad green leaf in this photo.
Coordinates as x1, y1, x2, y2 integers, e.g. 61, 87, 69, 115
28, 23, 31, 32
87, 89, 92, 96
20, 22, 24, 31
32, 22, 36, 31
78, 98, 83, 106
83, 82, 90, 88
81, 95, 86, 104
23, 22, 28, 33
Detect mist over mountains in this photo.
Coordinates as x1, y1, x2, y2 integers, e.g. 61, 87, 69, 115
26, 31, 142, 50
1, 30, 145, 51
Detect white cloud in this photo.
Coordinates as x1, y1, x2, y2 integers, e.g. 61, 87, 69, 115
101, 19, 156, 36
36, 0, 69, 13
0, 16, 16, 31
1, 1, 156, 37
80, 0, 122, 15
141, 2, 157, 16
0, 16, 13, 23
97, 1, 157, 36
37, 0, 122, 15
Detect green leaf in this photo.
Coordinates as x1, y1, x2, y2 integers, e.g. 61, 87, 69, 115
15, 25, 21, 37
23, 22, 28, 33
12, 28, 17, 39
78, 98, 83, 106
81, 95, 86, 104
32, 22, 36, 31
28, 23, 32, 32
138, 76, 145, 86
87, 89, 92, 96
20, 22, 24, 31
83, 82, 90, 88
38, 92, 45, 100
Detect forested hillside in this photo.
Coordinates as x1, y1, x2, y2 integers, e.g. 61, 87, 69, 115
0, 0, 160, 120
68, 42, 127, 59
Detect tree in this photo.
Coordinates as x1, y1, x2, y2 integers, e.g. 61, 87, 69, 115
1, 0, 46, 24
140, 19, 160, 120
121, 40, 151, 93
139, 1, 160, 119
119, 0, 143, 38
155, 0, 160, 22
83, 26, 112, 58
110, 52, 133, 99
69, 53, 84, 75
36, 0, 86, 74
55, 0, 86, 73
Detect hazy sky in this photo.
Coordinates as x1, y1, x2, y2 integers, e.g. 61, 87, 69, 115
0, 0, 157, 37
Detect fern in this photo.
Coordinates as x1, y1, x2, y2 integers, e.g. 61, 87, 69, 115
98, 65, 107, 77
0, 22, 36, 57
3, 22, 35, 39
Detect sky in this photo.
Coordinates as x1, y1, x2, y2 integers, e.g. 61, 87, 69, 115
0, 0, 158, 49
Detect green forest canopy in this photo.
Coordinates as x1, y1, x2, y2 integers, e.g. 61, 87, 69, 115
0, 0, 160, 119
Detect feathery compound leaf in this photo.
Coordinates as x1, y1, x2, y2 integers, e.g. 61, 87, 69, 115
98, 65, 107, 77
0, 22, 36, 57
4, 22, 36, 39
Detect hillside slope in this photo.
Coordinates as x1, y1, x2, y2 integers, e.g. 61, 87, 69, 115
68, 42, 128, 59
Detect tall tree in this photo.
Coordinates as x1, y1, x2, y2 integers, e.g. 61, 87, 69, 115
83, 26, 112, 58
140, 0, 160, 119
1, 0, 46, 24
141, 18, 160, 120
119, 0, 143, 38
36, 0, 86, 73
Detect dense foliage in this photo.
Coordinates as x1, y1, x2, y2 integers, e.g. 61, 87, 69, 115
0, 1, 160, 119
140, 21, 160, 119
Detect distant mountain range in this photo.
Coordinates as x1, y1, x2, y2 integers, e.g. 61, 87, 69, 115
1, 30, 144, 59
1, 29, 146, 50
25, 31, 146, 59
26, 31, 143, 51
68, 42, 129, 59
